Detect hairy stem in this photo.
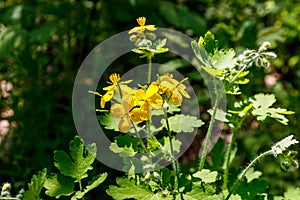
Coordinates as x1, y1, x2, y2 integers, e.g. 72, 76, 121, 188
223, 116, 246, 190
199, 79, 221, 171
225, 150, 272, 200
164, 110, 183, 199
131, 120, 147, 152
147, 55, 153, 83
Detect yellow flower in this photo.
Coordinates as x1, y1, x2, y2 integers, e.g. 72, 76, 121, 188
156, 74, 190, 106
100, 73, 133, 108
110, 95, 135, 133
130, 83, 163, 121
128, 17, 157, 34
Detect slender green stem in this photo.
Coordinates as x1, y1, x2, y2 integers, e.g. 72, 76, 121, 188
78, 179, 83, 192
199, 79, 222, 171
222, 116, 246, 190
147, 55, 153, 83
164, 110, 183, 199
230, 64, 248, 82
225, 150, 272, 200
131, 120, 147, 152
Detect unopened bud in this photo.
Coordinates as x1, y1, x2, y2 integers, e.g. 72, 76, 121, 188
144, 171, 151, 182
163, 101, 169, 110
259, 41, 271, 52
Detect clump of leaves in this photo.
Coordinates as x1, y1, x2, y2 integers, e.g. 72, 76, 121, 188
21, 136, 107, 199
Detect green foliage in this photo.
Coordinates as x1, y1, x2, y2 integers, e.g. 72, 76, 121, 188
44, 174, 74, 198
106, 177, 173, 200
23, 169, 47, 200
43, 136, 107, 199
250, 93, 294, 125
98, 113, 120, 131
193, 169, 218, 183
53, 136, 97, 181
161, 114, 204, 133
274, 187, 300, 200
71, 173, 108, 200
1, 0, 300, 199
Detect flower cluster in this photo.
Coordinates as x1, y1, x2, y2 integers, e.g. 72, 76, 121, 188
94, 73, 190, 133
129, 17, 168, 58
236, 41, 277, 69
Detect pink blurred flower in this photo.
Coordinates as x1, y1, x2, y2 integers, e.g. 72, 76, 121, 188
1, 80, 13, 98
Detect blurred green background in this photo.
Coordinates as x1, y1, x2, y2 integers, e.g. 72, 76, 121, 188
0, 0, 299, 199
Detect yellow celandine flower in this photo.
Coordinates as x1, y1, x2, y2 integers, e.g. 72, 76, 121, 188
156, 74, 190, 106
110, 95, 135, 133
89, 73, 133, 109
130, 82, 163, 122
101, 73, 133, 108
128, 17, 157, 34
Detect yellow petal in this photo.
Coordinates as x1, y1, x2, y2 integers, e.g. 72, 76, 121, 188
119, 117, 132, 133
118, 85, 134, 96
102, 90, 114, 101
100, 97, 106, 108
171, 91, 183, 106
110, 103, 126, 118
109, 73, 120, 84
137, 17, 146, 26
144, 25, 156, 32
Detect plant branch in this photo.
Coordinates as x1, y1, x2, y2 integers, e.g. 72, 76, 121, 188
225, 150, 272, 200
199, 78, 222, 171
223, 115, 246, 190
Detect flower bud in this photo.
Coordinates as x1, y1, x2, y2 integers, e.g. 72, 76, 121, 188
163, 101, 169, 111
144, 171, 151, 182
259, 41, 271, 52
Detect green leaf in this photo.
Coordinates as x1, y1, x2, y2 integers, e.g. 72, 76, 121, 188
222, 190, 242, 200
208, 108, 230, 122
191, 40, 211, 67
53, 136, 96, 181
161, 114, 204, 133
193, 169, 218, 183
71, 173, 108, 200
235, 179, 268, 200
283, 187, 300, 200
23, 168, 47, 200
271, 135, 299, 157
0, 26, 27, 57
106, 177, 173, 200
211, 49, 237, 70
44, 173, 74, 198
178, 187, 220, 200
98, 113, 120, 131
197, 31, 218, 54
162, 136, 182, 155
250, 93, 294, 125
109, 143, 137, 157
244, 168, 262, 183
202, 66, 224, 77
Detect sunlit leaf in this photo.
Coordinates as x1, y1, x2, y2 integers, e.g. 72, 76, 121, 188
244, 168, 262, 183
98, 113, 120, 131
53, 136, 96, 181
106, 177, 173, 200
161, 114, 204, 133
193, 169, 218, 183
250, 93, 294, 125
109, 143, 137, 157
44, 173, 74, 198
71, 173, 108, 200
23, 168, 47, 200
